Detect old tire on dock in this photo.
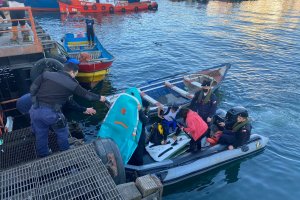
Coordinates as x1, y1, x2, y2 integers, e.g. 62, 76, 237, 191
93, 138, 126, 184
30, 58, 64, 81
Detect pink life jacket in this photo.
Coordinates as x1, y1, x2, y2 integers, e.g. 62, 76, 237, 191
183, 110, 208, 141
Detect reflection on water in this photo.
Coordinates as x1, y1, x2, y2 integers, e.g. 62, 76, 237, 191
164, 160, 242, 197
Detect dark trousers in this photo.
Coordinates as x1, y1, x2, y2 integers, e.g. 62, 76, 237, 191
87, 28, 94, 43
218, 130, 236, 146
10, 10, 26, 26
30, 106, 69, 157
189, 130, 209, 152
128, 131, 145, 166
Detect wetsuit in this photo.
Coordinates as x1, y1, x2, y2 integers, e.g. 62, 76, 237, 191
85, 18, 95, 44
128, 109, 149, 166
30, 71, 100, 157
190, 90, 217, 123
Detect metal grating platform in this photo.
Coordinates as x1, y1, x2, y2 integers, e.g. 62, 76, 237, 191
0, 128, 60, 170
1, 143, 124, 200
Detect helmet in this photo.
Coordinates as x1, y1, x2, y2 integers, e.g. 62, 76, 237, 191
215, 109, 226, 119
227, 106, 248, 117
225, 106, 249, 129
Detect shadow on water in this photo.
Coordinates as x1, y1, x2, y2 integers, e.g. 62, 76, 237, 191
163, 150, 264, 197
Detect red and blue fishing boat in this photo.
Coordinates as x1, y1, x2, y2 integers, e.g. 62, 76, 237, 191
58, 0, 158, 14
63, 32, 115, 87
24, 0, 59, 11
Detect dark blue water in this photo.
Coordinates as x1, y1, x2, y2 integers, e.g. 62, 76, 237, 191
35, 0, 300, 199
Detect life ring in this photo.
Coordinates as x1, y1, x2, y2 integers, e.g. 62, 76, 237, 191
121, 7, 126, 13
101, 6, 106, 11
109, 6, 114, 13
148, 5, 152, 10
134, 7, 138, 12
83, 5, 88, 10
30, 58, 64, 82
92, 5, 97, 10
93, 138, 126, 184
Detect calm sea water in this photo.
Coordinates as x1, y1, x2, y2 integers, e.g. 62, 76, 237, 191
35, 0, 300, 199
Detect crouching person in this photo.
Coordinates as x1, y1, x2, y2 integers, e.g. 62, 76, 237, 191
30, 62, 106, 157
157, 104, 179, 135
173, 108, 208, 152
217, 111, 251, 150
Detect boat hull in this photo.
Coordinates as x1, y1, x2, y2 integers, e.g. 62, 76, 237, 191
125, 134, 268, 185
58, 0, 158, 14
79, 61, 113, 73
24, 0, 59, 11
106, 63, 231, 115
76, 69, 109, 83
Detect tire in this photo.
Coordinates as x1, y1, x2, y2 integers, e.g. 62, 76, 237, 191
134, 7, 138, 12
148, 5, 152, 10
92, 5, 97, 10
93, 138, 126, 184
30, 58, 64, 82
102, 6, 106, 11
83, 5, 88, 10
45, 52, 67, 64
121, 8, 126, 13
109, 7, 114, 13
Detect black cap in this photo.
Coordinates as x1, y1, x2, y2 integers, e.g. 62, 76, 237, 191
201, 80, 211, 87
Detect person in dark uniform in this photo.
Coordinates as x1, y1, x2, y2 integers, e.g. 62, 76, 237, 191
17, 93, 97, 116
85, 15, 95, 46
217, 110, 251, 150
189, 80, 217, 124
29, 62, 106, 157
128, 99, 149, 166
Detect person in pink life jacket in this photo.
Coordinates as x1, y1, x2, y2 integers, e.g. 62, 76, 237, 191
173, 108, 208, 152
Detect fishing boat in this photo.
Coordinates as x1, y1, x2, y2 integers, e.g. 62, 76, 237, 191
106, 63, 231, 116
63, 33, 115, 87
24, 0, 59, 11
58, 0, 158, 14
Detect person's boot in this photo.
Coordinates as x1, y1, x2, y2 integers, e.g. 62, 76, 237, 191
21, 25, 30, 42
10, 26, 18, 41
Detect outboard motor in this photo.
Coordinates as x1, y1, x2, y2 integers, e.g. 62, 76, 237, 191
225, 106, 248, 130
